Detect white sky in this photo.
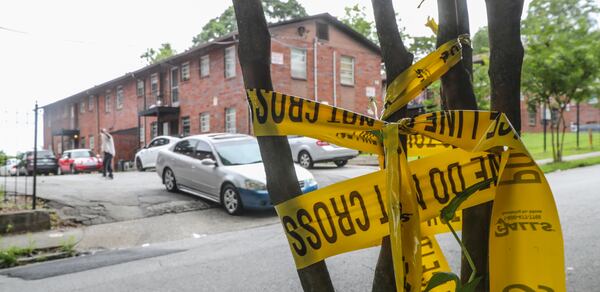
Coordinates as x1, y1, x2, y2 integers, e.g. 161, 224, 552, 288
0, 0, 522, 155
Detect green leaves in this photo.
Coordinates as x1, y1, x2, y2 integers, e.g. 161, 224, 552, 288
424, 272, 482, 292
440, 178, 494, 224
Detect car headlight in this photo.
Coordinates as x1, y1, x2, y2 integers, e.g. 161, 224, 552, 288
245, 179, 267, 191
305, 178, 318, 187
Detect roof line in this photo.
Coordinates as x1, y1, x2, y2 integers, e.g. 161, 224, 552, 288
43, 13, 380, 108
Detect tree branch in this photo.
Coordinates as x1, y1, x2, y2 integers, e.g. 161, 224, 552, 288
370, 0, 414, 291
233, 1, 334, 291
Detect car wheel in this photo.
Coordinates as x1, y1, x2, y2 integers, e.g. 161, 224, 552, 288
136, 158, 145, 172
221, 184, 243, 215
163, 168, 178, 192
298, 151, 314, 169
334, 160, 348, 167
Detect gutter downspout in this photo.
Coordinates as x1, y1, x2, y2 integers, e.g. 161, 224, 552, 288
313, 37, 318, 102
333, 50, 337, 107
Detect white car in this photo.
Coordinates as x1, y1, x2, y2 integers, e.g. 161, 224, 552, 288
0, 159, 26, 176
156, 133, 318, 215
288, 136, 359, 168
135, 136, 180, 171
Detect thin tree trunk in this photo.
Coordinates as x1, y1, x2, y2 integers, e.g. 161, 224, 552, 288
484, 1, 525, 290
437, 0, 489, 289
370, 0, 413, 291
437, 0, 478, 110
232, 1, 334, 291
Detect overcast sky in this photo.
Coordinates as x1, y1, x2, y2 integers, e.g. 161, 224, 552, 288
0, 0, 525, 155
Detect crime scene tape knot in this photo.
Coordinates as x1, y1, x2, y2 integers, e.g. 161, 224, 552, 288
397, 118, 417, 135
458, 34, 471, 47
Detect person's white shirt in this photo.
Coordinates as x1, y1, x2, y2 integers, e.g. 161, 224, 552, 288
101, 132, 116, 156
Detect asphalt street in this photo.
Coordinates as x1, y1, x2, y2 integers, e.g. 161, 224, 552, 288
1, 164, 377, 225
0, 164, 598, 291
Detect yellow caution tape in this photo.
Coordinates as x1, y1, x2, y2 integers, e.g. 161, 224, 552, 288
245, 34, 564, 292
382, 35, 469, 120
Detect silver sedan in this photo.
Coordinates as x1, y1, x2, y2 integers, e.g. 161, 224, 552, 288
156, 133, 318, 215
288, 136, 359, 168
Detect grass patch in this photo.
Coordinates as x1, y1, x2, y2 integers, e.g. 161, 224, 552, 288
540, 156, 600, 173
520, 132, 599, 160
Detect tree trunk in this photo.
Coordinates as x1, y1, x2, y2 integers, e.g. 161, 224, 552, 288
437, 0, 478, 110
370, 0, 414, 291
436, 0, 489, 289
483, 0, 525, 290
232, 1, 334, 291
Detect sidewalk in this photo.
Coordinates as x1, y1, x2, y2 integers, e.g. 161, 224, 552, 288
349, 151, 600, 166
0, 208, 279, 252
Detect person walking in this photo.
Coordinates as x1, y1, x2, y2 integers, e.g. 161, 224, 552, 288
100, 128, 115, 179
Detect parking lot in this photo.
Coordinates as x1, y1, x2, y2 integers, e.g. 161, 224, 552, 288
3, 164, 378, 225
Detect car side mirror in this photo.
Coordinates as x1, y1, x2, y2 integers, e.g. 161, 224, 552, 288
200, 158, 217, 166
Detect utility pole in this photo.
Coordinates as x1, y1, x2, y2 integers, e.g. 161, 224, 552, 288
32, 101, 38, 210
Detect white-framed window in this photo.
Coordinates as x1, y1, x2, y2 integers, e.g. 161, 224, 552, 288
528, 110, 537, 126
140, 123, 145, 145
80, 101, 86, 114
225, 108, 236, 133
181, 62, 190, 81
151, 122, 158, 139
291, 48, 307, 79
340, 55, 355, 86
171, 67, 179, 105
88, 95, 94, 111
105, 91, 112, 113
89, 135, 95, 150
200, 112, 210, 132
151, 73, 159, 99
224, 46, 236, 78
200, 55, 210, 77
181, 116, 190, 136
116, 86, 124, 110
137, 79, 144, 97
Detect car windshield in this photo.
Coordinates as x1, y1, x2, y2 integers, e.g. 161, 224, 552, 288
71, 151, 94, 158
213, 139, 262, 166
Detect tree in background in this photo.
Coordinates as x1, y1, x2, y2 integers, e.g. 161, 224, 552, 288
472, 26, 491, 110
522, 0, 600, 162
140, 43, 176, 65
193, 0, 307, 46
340, 4, 378, 44
0, 150, 7, 166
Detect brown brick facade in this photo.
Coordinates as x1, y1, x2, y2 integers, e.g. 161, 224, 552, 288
42, 14, 383, 163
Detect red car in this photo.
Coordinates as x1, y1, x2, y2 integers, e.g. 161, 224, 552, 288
58, 149, 103, 175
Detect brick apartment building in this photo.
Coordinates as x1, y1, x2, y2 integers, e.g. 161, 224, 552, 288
42, 14, 384, 164
520, 98, 599, 132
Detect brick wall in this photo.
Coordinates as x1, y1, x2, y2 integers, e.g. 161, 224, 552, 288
520, 99, 599, 132
43, 17, 383, 162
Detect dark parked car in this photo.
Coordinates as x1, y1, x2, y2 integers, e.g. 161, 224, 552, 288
19, 150, 58, 175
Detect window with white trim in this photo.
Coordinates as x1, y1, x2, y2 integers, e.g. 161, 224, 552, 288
88, 95, 94, 111
105, 91, 112, 113
200, 112, 210, 132
181, 116, 190, 136
181, 62, 190, 81
225, 108, 236, 133
340, 56, 355, 86
89, 136, 95, 150
151, 74, 159, 99
140, 123, 145, 145
116, 86, 124, 110
80, 101, 85, 114
200, 55, 210, 77
528, 109, 537, 126
151, 122, 158, 139
137, 79, 144, 97
291, 48, 307, 79
171, 68, 179, 104
224, 46, 236, 78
